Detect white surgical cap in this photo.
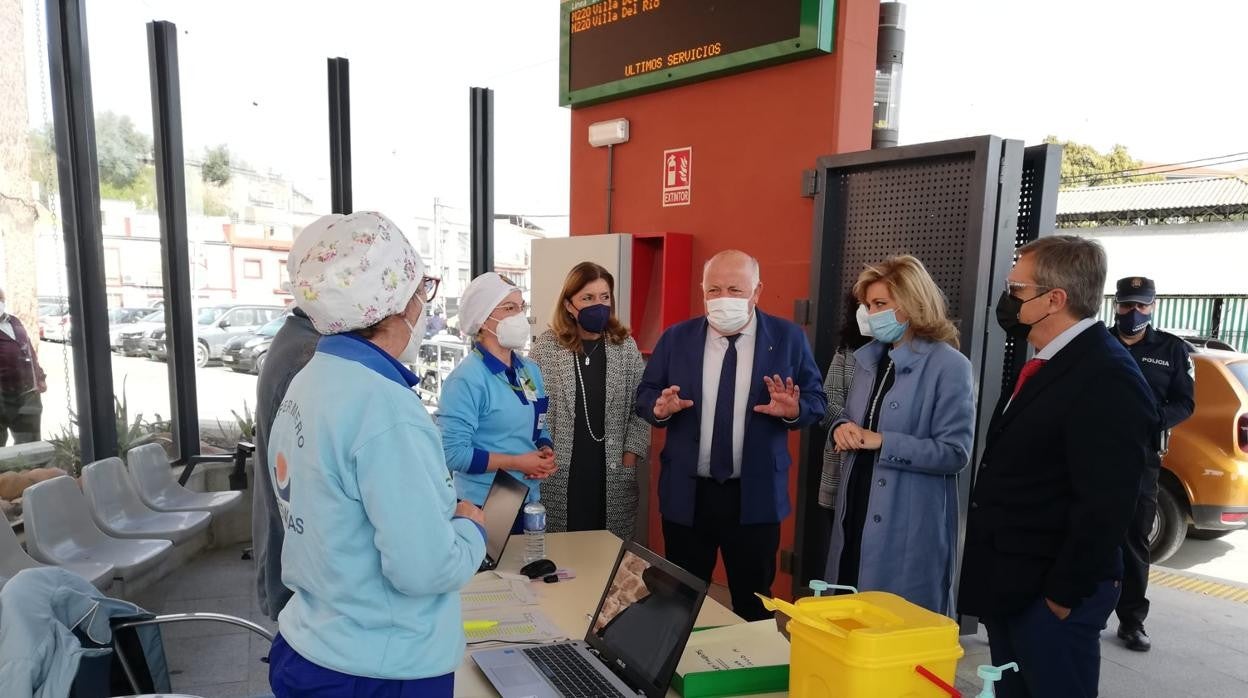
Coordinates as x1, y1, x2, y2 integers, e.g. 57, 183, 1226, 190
457, 272, 518, 337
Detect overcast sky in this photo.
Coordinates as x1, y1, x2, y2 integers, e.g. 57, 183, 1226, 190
22, 0, 1248, 234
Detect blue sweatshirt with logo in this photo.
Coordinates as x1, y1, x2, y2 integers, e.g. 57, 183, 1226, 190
267, 333, 486, 680
436, 344, 552, 506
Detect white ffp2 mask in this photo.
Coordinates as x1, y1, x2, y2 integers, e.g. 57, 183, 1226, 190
706, 297, 752, 334
855, 304, 873, 338
398, 312, 428, 363
491, 313, 530, 350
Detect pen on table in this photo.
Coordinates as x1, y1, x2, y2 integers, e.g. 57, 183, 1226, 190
464, 620, 499, 632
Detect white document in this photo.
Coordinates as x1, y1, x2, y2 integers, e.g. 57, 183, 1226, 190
676, 620, 791, 675
461, 572, 538, 611
463, 608, 564, 644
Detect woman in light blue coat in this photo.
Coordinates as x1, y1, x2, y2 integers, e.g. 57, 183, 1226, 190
825, 256, 975, 616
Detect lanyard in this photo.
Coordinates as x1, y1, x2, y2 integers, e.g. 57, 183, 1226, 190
474, 347, 538, 404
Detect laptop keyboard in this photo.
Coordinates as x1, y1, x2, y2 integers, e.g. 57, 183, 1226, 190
523, 644, 629, 697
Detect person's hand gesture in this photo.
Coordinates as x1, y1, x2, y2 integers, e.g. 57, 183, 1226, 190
753, 375, 800, 420
514, 450, 557, 480
455, 500, 486, 526
833, 422, 883, 451
653, 385, 694, 420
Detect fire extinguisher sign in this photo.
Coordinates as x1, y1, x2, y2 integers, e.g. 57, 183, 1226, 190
661, 147, 692, 207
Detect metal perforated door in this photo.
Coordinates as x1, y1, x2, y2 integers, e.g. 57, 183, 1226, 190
830, 157, 977, 321
1001, 144, 1063, 394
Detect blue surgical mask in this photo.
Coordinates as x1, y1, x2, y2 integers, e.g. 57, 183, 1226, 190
867, 308, 909, 344
576, 304, 612, 333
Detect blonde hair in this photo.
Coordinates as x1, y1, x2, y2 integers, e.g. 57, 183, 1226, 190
854, 255, 960, 348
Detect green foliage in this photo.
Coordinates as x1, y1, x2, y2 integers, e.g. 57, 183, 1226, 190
99, 164, 158, 210
202, 144, 232, 186
95, 111, 152, 190
216, 401, 256, 445
1045, 136, 1164, 189
0, 454, 38, 474
28, 115, 159, 209
46, 381, 167, 477
27, 125, 57, 207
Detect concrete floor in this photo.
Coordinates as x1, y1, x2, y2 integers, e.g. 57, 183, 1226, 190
129, 547, 1248, 697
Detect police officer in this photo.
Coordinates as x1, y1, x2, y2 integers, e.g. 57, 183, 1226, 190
1111, 276, 1195, 652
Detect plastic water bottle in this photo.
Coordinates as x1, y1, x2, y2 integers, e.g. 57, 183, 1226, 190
522, 501, 547, 563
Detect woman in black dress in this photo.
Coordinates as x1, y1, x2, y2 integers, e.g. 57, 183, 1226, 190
528, 262, 652, 539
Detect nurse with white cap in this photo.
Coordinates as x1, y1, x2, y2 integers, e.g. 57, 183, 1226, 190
266, 211, 485, 697
437, 272, 557, 531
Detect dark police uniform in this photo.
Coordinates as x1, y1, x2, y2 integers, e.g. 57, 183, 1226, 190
1110, 277, 1195, 645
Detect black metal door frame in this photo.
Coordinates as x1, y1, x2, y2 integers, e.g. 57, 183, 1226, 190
46, 0, 117, 463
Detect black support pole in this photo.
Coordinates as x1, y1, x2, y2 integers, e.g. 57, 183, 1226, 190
328, 57, 352, 215
469, 86, 494, 277
148, 20, 199, 464
46, 0, 117, 462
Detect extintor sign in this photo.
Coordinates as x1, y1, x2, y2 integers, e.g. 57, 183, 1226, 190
662, 147, 692, 207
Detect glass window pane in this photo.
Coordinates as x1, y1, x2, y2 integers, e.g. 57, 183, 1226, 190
163, 7, 327, 443
0, 1, 75, 494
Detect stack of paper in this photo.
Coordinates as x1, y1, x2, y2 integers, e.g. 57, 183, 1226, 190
462, 608, 564, 644
677, 620, 792, 675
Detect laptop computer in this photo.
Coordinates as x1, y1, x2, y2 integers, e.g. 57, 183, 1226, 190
478, 470, 529, 573
473, 541, 708, 698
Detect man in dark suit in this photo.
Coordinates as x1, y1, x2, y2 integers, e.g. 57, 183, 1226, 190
959, 236, 1155, 698
636, 250, 826, 621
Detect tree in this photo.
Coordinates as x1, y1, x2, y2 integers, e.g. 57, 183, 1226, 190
1045, 136, 1163, 189
202, 144, 231, 186
27, 125, 56, 207
94, 111, 151, 190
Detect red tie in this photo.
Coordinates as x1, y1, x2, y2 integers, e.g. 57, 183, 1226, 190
1012, 358, 1048, 399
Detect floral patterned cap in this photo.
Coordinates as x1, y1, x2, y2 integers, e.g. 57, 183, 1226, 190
287, 211, 425, 335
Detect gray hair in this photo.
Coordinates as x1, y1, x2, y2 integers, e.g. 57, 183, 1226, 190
702, 250, 760, 288
1016, 235, 1106, 319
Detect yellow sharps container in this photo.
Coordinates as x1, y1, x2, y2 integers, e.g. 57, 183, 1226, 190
760, 587, 964, 697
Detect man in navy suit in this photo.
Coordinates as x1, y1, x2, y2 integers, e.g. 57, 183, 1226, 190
636, 250, 826, 621
959, 236, 1154, 698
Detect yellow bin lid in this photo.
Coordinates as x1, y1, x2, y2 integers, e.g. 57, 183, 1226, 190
760, 591, 961, 662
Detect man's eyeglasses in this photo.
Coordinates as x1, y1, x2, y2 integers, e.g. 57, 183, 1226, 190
419, 277, 441, 303
1005, 281, 1052, 298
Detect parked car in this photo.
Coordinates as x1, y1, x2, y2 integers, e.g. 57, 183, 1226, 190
1151, 349, 1248, 562
412, 334, 471, 406
39, 311, 71, 343
147, 304, 285, 368
113, 310, 166, 355
220, 314, 287, 374
1171, 331, 1238, 352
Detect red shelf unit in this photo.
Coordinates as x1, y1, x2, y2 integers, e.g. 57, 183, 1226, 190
628, 232, 693, 355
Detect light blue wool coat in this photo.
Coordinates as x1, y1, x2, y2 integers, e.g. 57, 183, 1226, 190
824, 337, 975, 616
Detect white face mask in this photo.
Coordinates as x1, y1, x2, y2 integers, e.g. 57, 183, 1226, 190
0, 302, 6, 318
398, 312, 428, 363
855, 304, 873, 337
706, 297, 752, 334
490, 313, 530, 350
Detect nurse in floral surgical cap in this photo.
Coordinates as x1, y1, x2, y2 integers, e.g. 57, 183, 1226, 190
266, 211, 486, 697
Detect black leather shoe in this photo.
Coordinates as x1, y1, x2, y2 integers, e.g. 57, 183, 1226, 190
1117, 624, 1151, 652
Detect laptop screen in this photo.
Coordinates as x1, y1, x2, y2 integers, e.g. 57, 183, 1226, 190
586, 543, 707, 697
480, 470, 528, 564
